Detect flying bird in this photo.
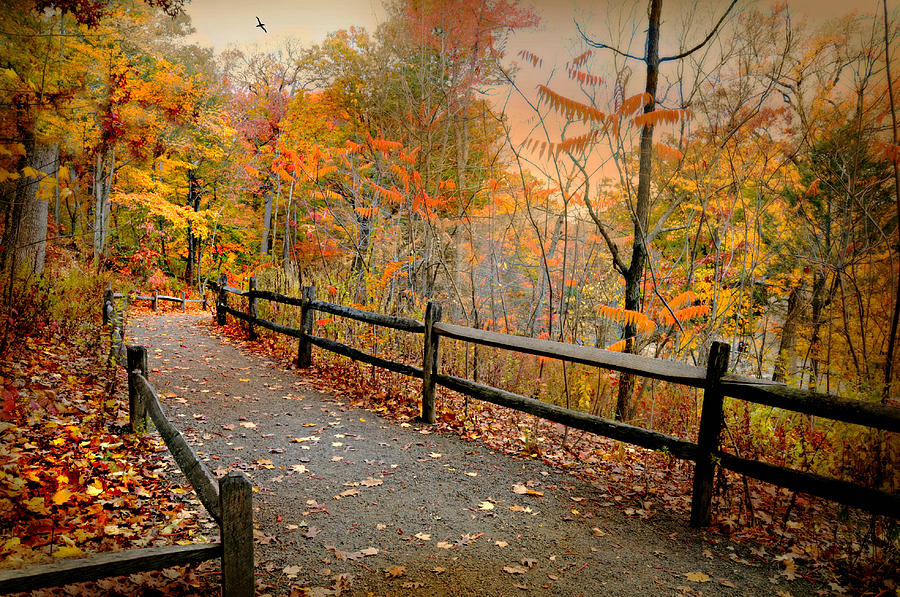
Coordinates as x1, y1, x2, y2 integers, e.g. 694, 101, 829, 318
255, 16, 267, 33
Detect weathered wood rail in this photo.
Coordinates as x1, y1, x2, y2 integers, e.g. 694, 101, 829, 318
0, 297, 253, 596
107, 286, 207, 313
211, 276, 900, 526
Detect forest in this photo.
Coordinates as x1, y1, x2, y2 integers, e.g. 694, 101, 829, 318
1, 0, 899, 593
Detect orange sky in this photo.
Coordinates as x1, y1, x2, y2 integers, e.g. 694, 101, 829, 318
183, 0, 894, 54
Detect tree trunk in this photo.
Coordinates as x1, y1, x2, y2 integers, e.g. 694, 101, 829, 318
260, 189, 273, 256
773, 285, 801, 382
93, 146, 115, 262
185, 170, 200, 284
16, 141, 57, 277
615, 0, 661, 422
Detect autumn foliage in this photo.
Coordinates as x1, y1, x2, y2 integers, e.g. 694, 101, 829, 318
1, 0, 899, 592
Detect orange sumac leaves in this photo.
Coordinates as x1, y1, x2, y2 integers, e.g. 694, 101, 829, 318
617, 92, 652, 118
571, 49, 592, 68
598, 305, 656, 334
518, 49, 543, 68
668, 291, 697, 311
631, 108, 691, 129
557, 131, 600, 155
662, 304, 711, 326
654, 143, 683, 162
354, 206, 378, 218
605, 339, 627, 352
566, 68, 600, 87
537, 85, 607, 124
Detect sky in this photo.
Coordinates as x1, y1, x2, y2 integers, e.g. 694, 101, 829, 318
183, 0, 895, 55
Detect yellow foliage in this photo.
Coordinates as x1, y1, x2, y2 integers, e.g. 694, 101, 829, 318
0, 169, 20, 183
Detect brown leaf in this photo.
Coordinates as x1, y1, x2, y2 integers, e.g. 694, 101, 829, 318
503, 565, 528, 574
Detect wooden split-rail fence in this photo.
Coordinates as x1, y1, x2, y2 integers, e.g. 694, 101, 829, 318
0, 289, 253, 596
210, 275, 900, 526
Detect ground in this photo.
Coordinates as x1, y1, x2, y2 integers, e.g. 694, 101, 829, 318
121, 311, 829, 597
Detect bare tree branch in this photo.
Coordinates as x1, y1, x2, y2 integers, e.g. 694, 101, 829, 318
660, 0, 739, 63
575, 20, 644, 62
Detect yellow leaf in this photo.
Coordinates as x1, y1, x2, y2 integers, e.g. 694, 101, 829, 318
0, 169, 20, 183
52, 488, 73, 505
24, 497, 50, 514
478, 501, 494, 511
86, 481, 103, 497
53, 545, 82, 558
22, 166, 40, 179
684, 571, 711, 583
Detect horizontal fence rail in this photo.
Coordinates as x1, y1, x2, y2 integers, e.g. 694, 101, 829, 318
210, 276, 900, 526
433, 321, 707, 387
0, 544, 222, 594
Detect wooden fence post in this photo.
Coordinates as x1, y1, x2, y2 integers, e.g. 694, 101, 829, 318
247, 278, 257, 341
690, 341, 730, 527
216, 274, 227, 326
127, 345, 148, 433
180, 291, 186, 311
220, 471, 254, 597
297, 286, 316, 367
102, 283, 113, 325
421, 302, 442, 424
152, 291, 158, 312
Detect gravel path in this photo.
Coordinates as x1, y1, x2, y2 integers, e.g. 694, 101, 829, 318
128, 312, 822, 596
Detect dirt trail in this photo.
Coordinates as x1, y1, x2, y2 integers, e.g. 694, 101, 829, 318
128, 312, 821, 596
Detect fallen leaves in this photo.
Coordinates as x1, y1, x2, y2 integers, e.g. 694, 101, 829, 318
327, 545, 378, 560
0, 328, 217, 592
683, 571, 711, 583
508, 504, 535, 515
504, 558, 538, 575
512, 483, 543, 497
